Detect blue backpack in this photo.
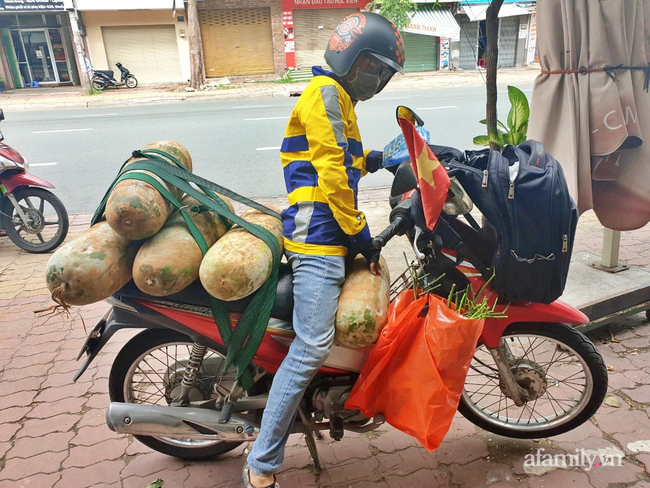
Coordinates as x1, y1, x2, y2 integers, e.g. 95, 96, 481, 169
446, 140, 578, 304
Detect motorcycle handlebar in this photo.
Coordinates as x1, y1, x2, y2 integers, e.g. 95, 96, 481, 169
372, 214, 409, 249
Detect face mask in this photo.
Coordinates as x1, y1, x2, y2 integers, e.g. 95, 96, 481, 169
345, 70, 382, 101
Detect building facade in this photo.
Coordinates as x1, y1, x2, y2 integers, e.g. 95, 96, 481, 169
0, 0, 80, 89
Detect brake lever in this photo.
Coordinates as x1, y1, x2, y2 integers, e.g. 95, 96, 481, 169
412, 226, 426, 262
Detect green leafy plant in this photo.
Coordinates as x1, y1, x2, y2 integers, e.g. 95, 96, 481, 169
474, 85, 530, 151
366, 0, 418, 30
145, 480, 164, 488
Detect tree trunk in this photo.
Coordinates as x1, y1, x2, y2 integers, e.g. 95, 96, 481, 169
485, 0, 504, 151
187, 0, 206, 90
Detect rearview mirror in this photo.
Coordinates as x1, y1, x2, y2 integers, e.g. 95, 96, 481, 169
390, 160, 418, 198
443, 178, 473, 216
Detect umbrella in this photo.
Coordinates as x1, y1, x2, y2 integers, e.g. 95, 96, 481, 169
528, 0, 650, 231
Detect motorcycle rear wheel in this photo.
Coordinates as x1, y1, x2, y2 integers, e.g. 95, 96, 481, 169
125, 75, 138, 88
458, 322, 608, 439
1, 187, 69, 253
91, 77, 107, 91
109, 329, 249, 460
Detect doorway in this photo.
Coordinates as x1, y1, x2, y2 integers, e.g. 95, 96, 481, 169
11, 27, 72, 85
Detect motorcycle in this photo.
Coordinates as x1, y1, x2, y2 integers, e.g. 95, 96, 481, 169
0, 109, 69, 253
91, 62, 138, 91
73, 137, 607, 468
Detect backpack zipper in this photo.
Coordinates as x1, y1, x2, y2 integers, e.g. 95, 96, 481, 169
482, 169, 489, 188
508, 181, 515, 199
562, 234, 568, 253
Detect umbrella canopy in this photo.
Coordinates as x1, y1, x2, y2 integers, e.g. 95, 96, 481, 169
528, 0, 650, 231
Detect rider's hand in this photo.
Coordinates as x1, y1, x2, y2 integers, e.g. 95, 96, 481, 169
360, 244, 382, 276
365, 151, 383, 173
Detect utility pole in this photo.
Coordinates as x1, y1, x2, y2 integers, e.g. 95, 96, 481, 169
485, 0, 504, 150
187, 0, 206, 90
67, 1, 90, 88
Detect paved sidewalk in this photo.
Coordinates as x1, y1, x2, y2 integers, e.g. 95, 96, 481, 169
1, 187, 650, 488
0, 68, 539, 112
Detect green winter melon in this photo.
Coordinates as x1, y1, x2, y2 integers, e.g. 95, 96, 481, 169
335, 255, 391, 348
199, 207, 283, 301
105, 141, 193, 240
45, 221, 141, 306
133, 194, 234, 296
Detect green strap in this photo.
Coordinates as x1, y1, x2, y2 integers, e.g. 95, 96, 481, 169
92, 154, 281, 391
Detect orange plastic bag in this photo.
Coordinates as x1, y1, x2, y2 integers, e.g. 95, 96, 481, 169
345, 291, 485, 451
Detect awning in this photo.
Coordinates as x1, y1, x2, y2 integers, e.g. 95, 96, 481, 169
402, 7, 461, 41
459, 3, 535, 22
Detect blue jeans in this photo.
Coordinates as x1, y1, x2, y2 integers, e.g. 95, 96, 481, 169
247, 251, 346, 476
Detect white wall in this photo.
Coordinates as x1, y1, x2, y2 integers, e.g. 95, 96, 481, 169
66, 0, 184, 11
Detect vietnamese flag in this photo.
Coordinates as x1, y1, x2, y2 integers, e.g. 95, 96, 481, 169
398, 117, 450, 230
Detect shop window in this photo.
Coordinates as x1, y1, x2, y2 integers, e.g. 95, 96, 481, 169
17, 15, 45, 27
49, 28, 70, 82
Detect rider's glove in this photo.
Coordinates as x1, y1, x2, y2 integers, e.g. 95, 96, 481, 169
365, 151, 383, 173
359, 242, 381, 265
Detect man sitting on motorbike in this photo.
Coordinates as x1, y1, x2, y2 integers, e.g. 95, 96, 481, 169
243, 11, 405, 488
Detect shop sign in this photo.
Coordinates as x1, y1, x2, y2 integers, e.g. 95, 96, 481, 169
0, 0, 64, 10
439, 38, 450, 70
282, 0, 367, 10
526, 13, 537, 65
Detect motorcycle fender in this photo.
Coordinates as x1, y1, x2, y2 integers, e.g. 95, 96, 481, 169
479, 299, 589, 348
73, 307, 162, 382
2, 172, 55, 193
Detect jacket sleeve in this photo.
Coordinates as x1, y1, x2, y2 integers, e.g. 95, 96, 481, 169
304, 85, 371, 249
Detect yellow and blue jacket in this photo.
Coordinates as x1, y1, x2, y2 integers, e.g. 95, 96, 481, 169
281, 67, 376, 257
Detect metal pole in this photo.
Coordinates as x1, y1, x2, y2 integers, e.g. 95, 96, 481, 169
601, 228, 621, 268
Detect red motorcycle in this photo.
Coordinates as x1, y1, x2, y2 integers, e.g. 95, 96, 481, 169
0, 109, 68, 252
73, 146, 607, 467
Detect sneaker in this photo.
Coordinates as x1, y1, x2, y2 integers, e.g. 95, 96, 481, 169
242, 464, 279, 488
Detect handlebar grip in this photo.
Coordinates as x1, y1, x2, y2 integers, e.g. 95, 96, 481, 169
372, 214, 408, 249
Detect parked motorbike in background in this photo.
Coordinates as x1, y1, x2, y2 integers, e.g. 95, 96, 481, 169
91, 62, 138, 91
0, 109, 69, 252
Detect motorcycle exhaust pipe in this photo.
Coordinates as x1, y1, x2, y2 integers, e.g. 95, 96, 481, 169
106, 402, 258, 441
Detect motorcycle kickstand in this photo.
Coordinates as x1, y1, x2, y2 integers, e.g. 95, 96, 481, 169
297, 405, 322, 474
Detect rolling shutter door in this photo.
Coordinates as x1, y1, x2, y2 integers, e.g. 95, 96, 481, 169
402, 32, 439, 72
200, 8, 274, 77
293, 8, 358, 68
497, 16, 518, 68
458, 19, 478, 70
102, 26, 182, 83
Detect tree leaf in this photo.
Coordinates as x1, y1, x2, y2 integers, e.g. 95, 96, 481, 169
146, 480, 164, 488
513, 130, 526, 145
479, 119, 487, 125
506, 86, 530, 133
473, 135, 490, 146
603, 395, 621, 408
497, 119, 509, 131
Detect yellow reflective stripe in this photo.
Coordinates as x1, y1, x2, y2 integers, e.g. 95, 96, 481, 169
284, 238, 348, 256
287, 186, 327, 205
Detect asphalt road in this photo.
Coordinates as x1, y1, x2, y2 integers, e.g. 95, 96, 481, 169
1, 83, 533, 214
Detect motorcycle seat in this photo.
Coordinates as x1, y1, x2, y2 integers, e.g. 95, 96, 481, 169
114, 263, 295, 323
95, 70, 114, 78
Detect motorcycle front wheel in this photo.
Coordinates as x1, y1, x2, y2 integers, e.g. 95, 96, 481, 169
125, 75, 138, 89
1, 187, 69, 253
458, 322, 608, 439
109, 329, 249, 460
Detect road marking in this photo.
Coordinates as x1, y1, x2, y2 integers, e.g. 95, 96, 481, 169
244, 116, 290, 121
415, 106, 458, 111
70, 113, 117, 118
376, 96, 411, 101
256, 147, 281, 151
32, 128, 94, 134
233, 104, 273, 109
30, 162, 58, 167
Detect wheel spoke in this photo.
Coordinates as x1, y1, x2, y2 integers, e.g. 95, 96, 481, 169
39, 198, 45, 214
43, 220, 60, 226
37, 233, 45, 244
